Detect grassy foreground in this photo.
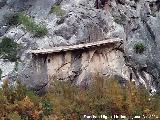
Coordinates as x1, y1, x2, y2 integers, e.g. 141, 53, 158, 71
0, 75, 160, 120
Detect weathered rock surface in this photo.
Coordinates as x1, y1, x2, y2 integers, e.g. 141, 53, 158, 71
0, 0, 160, 93
22, 39, 128, 91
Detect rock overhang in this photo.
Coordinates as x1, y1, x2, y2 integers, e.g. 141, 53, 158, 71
27, 38, 123, 55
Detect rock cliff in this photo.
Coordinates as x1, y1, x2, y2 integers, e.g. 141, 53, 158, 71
0, 0, 160, 93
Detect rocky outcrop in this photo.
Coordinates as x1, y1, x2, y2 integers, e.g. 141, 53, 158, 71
21, 39, 129, 90
110, 0, 160, 92
0, 0, 160, 93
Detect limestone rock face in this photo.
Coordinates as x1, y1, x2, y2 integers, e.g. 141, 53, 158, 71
48, 48, 129, 84
21, 41, 129, 90
0, 0, 160, 92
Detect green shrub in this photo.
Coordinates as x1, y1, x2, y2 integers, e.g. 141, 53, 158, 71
5, 13, 48, 37
0, 37, 20, 62
49, 5, 66, 16
134, 42, 145, 54
33, 26, 48, 37
5, 13, 20, 26
18, 13, 48, 37
41, 99, 53, 116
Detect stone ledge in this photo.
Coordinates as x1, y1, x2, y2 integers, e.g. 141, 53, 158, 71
27, 38, 123, 54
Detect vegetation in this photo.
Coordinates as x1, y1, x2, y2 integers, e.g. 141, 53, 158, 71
0, 80, 52, 120
49, 5, 66, 16
45, 76, 160, 119
6, 13, 48, 37
0, 37, 20, 62
6, 13, 20, 26
18, 13, 48, 37
134, 42, 145, 54
0, 75, 160, 119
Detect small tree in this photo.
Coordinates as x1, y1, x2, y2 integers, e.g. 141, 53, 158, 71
134, 43, 145, 54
